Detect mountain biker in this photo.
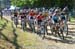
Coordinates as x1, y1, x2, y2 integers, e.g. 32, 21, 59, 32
20, 10, 27, 31
28, 9, 36, 32
13, 11, 18, 27
36, 12, 45, 34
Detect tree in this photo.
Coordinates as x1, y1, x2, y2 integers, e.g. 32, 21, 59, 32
11, 0, 74, 9
11, 0, 37, 7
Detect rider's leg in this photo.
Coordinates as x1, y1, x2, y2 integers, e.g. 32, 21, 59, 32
45, 24, 48, 35
37, 20, 42, 35
15, 18, 18, 28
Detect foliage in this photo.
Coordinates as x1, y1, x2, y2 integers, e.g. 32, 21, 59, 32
0, 18, 6, 28
11, 0, 74, 9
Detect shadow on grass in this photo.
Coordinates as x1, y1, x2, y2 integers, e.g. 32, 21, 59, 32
12, 23, 22, 49
0, 22, 22, 49
68, 28, 75, 30
67, 30, 75, 36
14, 21, 75, 44
44, 36, 75, 44
68, 22, 75, 25
25, 28, 33, 33
23, 25, 75, 44
68, 30, 75, 33
42, 29, 75, 44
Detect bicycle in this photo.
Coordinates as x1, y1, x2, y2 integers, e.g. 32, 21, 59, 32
21, 18, 26, 31
13, 16, 18, 28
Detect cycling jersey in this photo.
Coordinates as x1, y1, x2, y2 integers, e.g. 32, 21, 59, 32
37, 15, 44, 21
29, 12, 35, 16
21, 16, 25, 19
14, 12, 17, 17
52, 16, 59, 23
37, 15, 44, 25
61, 15, 65, 20
29, 12, 35, 19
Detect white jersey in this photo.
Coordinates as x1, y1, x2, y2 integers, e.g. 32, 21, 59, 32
52, 12, 56, 16
55, 9, 59, 12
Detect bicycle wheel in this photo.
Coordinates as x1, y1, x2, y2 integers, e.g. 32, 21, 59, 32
40, 25, 46, 39
59, 27, 65, 40
21, 22, 25, 31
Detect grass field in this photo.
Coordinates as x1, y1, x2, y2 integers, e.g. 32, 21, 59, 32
70, 17, 75, 22
0, 18, 6, 28
0, 18, 47, 49
0, 16, 75, 49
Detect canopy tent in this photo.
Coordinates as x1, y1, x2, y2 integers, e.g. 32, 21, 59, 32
9, 6, 16, 10
9, 6, 20, 10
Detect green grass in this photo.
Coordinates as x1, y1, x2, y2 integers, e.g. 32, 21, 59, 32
0, 18, 6, 28
71, 17, 74, 20
1, 16, 75, 49
0, 20, 46, 49
16, 27, 45, 46
69, 17, 75, 23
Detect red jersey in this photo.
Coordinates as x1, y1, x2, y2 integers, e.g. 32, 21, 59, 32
37, 15, 44, 20
29, 12, 35, 16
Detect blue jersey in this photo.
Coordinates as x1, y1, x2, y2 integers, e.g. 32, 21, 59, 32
52, 16, 59, 23
61, 15, 65, 20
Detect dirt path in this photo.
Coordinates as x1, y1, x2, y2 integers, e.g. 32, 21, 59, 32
2, 16, 75, 49
40, 21, 75, 49
18, 21, 75, 49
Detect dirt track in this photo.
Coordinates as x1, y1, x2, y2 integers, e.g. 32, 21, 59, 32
2, 16, 75, 49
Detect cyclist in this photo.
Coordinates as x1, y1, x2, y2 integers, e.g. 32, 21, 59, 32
20, 10, 27, 31
62, 6, 70, 21
13, 11, 18, 28
36, 12, 45, 35
60, 13, 68, 34
28, 9, 36, 32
